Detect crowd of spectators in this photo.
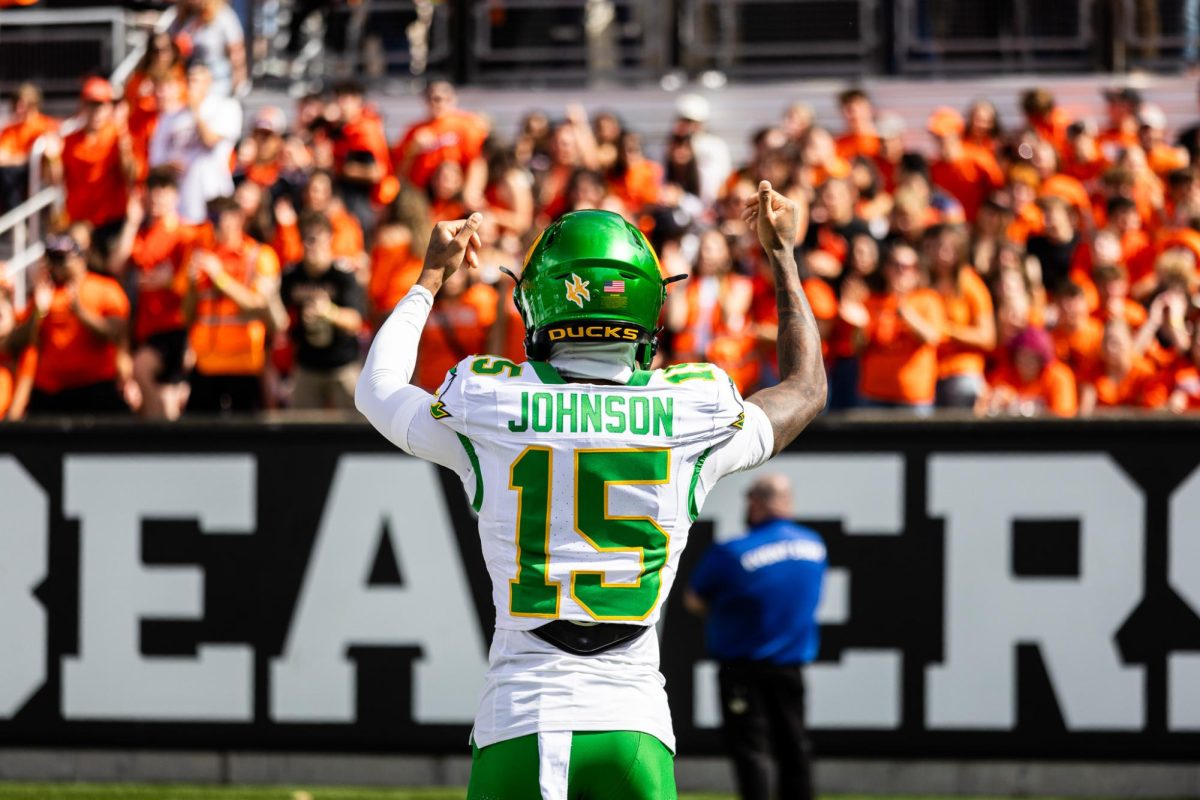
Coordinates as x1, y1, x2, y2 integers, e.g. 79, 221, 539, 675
4, 5, 1200, 418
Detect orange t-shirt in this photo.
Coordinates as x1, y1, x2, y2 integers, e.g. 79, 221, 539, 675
273, 206, 365, 267
368, 241, 424, 318
1085, 358, 1168, 409
859, 289, 946, 404
394, 111, 488, 190
989, 359, 1078, 416
415, 282, 497, 391
1031, 109, 1072, 154
1050, 316, 1103, 375
130, 218, 198, 341
609, 160, 662, 212
930, 146, 1004, 222
29, 273, 129, 394
189, 238, 280, 376
937, 267, 994, 379
62, 123, 129, 227
333, 109, 392, 180
0, 111, 57, 160
835, 132, 880, 162
123, 69, 177, 181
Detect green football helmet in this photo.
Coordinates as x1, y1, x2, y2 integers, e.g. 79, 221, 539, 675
508, 210, 678, 370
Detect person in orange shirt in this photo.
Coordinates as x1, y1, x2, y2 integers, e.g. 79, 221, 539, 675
841, 243, 945, 413
1049, 281, 1103, 376
1137, 104, 1190, 179
926, 225, 996, 407
0, 83, 58, 211
1079, 320, 1168, 413
368, 185, 431, 328
3, 235, 129, 414
963, 100, 1001, 154
1060, 119, 1109, 184
272, 170, 366, 270
183, 196, 287, 413
413, 268, 497, 392
394, 81, 489, 201
108, 167, 197, 419
607, 131, 661, 213
1021, 87, 1071, 154
928, 107, 1004, 223
981, 326, 1077, 417
664, 229, 754, 368
427, 160, 470, 224
237, 106, 289, 190
1099, 87, 1144, 161
329, 79, 392, 232
45, 77, 135, 256
123, 31, 185, 181
834, 89, 879, 162
1092, 264, 1149, 329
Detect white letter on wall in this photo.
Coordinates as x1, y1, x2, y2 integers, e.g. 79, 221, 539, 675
62, 456, 255, 720
270, 456, 487, 723
1169, 466, 1200, 730
0, 456, 48, 718
927, 455, 1143, 730
695, 454, 904, 729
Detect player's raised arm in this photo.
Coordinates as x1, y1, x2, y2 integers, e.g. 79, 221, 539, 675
742, 180, 827, 455
354, 214, 482, 439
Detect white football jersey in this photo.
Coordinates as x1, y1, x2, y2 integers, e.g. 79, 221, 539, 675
432, 356, 750, 631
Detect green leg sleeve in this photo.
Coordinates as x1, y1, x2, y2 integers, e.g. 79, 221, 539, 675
467, 734, 542, 800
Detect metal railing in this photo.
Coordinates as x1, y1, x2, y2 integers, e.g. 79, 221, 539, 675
467, 0, 670, 84
678, 0, 881, 76
894, 0, 1095, 74
1117, 0, 1200, 70
0, 7, 132, 98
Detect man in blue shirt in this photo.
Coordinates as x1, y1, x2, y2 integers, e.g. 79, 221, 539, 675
685, 473, 826, 800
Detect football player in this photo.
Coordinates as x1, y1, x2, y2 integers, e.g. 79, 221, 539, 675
356, 180, 826, 800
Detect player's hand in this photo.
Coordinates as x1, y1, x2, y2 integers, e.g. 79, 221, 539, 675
742, 180, 801, 254
419, 213, 483, 293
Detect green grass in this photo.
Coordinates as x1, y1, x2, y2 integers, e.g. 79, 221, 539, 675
0, 787, 737, 800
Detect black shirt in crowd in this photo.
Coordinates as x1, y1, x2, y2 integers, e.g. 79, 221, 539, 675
280, 259, 366, 371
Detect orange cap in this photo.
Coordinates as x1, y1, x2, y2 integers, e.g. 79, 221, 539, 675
927, 107, 964, 138
80, 77, 114, 104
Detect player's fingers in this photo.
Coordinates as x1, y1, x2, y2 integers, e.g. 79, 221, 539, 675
758, 180, 776, 223
470, 231, 483, 250
451, 213, 484, 248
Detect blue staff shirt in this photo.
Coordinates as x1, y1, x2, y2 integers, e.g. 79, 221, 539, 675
689, 518, 826, 665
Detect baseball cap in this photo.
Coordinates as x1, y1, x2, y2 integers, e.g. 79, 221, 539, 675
45, 234, 81, 258
80, 77, 114, 104
876, 111, 906, 139
1103, 86, 1143, 107
253, 106, 287, 135
927, 107, 964, 138
1139, 102, 1167, 130
675, 93, 710, 123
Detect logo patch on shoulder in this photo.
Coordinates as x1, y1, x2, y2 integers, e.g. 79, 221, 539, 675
564, 273, 591, 308
732, 412, 745, 430
430, 400, 451, 419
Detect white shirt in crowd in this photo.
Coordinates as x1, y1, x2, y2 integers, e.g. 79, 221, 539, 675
149, 95, 242, 224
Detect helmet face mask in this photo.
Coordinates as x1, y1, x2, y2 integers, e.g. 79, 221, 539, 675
513, 210, 670, 370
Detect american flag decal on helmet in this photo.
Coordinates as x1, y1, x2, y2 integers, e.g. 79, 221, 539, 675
604, 280, 626, 293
